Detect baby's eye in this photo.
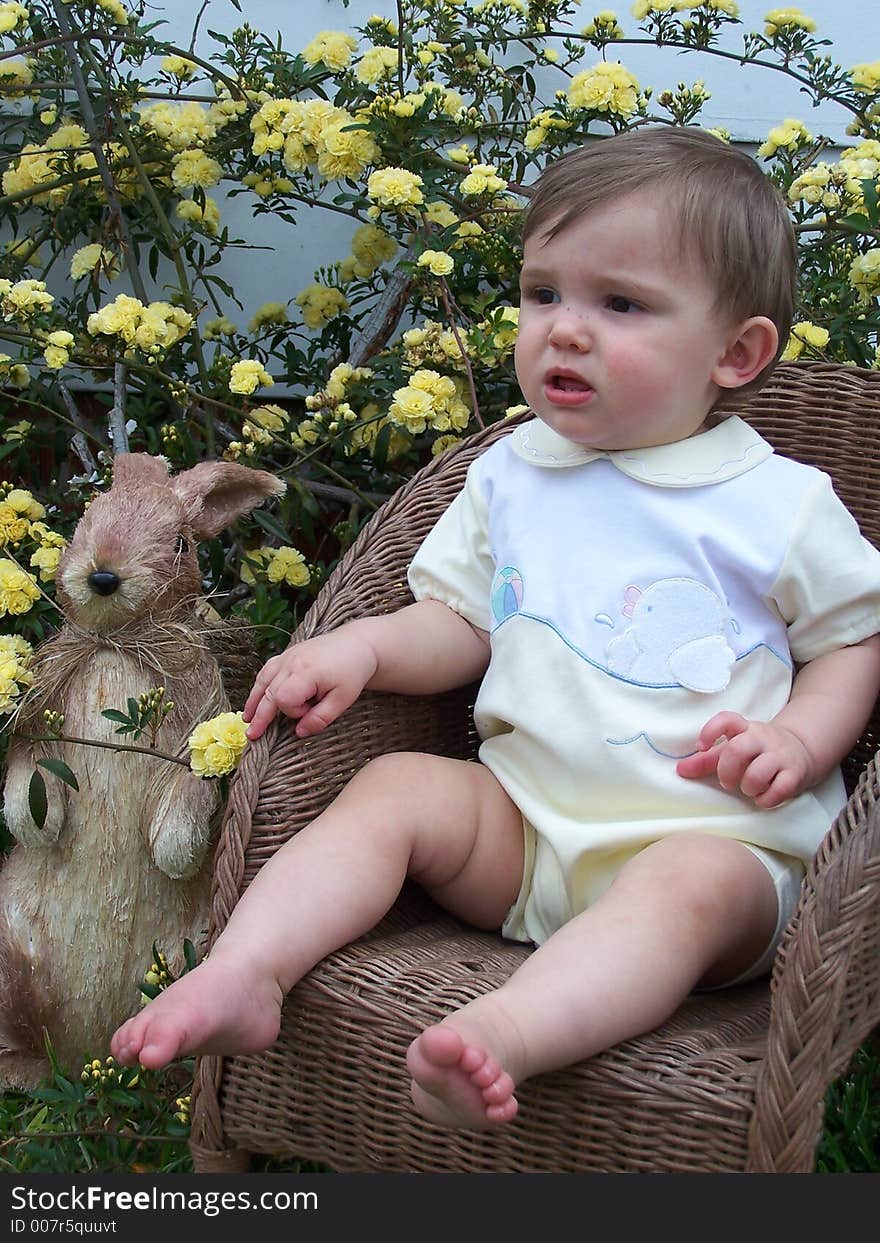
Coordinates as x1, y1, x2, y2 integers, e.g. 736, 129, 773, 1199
607, 295, 639, 314
529, 286, 560, 305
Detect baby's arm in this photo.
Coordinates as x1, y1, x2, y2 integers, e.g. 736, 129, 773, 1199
244, 599, 489, 740
677, 634, 880, 807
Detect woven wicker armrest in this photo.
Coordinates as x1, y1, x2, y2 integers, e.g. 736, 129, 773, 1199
748, 753, 880, 1171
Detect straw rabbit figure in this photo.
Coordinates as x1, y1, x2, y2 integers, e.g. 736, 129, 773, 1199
0, 452, 285, 1087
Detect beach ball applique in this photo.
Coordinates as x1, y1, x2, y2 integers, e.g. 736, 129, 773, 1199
491, 565, 524, 624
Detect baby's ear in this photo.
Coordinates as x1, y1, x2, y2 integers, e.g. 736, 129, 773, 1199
712, 316, 779, 391
170, 461, 286, 539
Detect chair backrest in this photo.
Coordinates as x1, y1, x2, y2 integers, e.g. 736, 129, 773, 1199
302, 360, 880, 790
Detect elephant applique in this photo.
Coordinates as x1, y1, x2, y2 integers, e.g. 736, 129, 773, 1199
605, 577, 736, 692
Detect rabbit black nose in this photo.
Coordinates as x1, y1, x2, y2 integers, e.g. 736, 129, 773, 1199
88, 570, 121, 596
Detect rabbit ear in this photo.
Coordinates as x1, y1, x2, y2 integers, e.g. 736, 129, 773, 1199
110, 453, 171, 489
170, 461, 286, 539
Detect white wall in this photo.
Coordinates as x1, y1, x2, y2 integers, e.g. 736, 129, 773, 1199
156, 0, 879, 326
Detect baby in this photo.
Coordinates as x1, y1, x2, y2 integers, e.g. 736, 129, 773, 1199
112, 127, 880, 1130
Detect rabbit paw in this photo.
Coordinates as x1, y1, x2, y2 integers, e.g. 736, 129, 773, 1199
148, 770, 220, 879
2, 752, 66, 847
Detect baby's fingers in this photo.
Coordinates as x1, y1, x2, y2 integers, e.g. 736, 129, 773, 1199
676, 747, 722, 780
696, 711, 748, 751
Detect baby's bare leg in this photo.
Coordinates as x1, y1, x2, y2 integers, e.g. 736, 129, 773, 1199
110, 752, 523, 1070
407, 832, 778, 1128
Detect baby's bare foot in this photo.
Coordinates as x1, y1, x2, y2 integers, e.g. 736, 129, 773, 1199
406, 1023, 518, 1129
110, 955, 283, 1070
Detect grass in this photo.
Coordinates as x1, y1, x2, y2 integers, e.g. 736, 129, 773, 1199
1, 1038, 877, 1174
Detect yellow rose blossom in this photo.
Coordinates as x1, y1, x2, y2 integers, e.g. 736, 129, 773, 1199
295, 284, 349, 329
248, 404, 289, 432
849, 249, 880, 303
568, 62, 640, 116
460, 163, 507, 196
43, 330, 74, 370
355, 46, 398, 84
162, 55, 198, 79
0, 58, 33, 93
139, 100, 233, 151
0, 278, 53, 321
188, 711, 248, 778
229, 359, 274, 395
302, 30, 358, 71
314, 116, 379, 180
176, 196, 221, 234
0, 633, 33, 714
171, 149, 223, 191
764, 8, 817, 38
204, 316, 236, 339
631, 1, 689, 19
248, 301, 289, 333
88, 296, 192, 352
0, 356, 29, 388
266, 546, 311, 588
96, 0, 129, 24
0, 503, 28, 544
388, 385, 436, 433
431, 434, 462, 457
0, 3, 28, 35
418, 249, 455, 277
5, 488, 44, 521
30, 543, 62, 581
758, 118, 812, 158
342, 222, 398, 280
70, 244, 120, 281
850, 62, 880, 95
781, 321, 830, 361
0, 558, 40, 616
366, 167, 424, 210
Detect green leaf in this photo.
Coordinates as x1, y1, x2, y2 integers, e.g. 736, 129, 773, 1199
183, 939, 197, 972
101, 709, 132, 724
28, 770, 47, 830
251, 507, 292, 544
36, 759, 79, 792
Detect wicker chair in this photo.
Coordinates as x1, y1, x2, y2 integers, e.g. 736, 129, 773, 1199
190, 361, 880, 1174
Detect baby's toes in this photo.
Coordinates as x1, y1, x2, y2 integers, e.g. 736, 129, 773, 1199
486, 1096, 518, 1124
482, 1069, 516, 1104
470, 1052, 505, 1091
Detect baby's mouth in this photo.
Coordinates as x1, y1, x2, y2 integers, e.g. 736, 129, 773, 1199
544, 372, 594, 403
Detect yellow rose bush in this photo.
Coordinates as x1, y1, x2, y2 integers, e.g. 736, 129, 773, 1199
1, 0, 879, 762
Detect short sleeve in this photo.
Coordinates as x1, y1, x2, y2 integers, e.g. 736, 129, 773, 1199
769, 472, 880, 663
407, 458, 495, 631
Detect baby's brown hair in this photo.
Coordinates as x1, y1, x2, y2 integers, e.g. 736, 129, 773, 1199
523, 126, 797, 393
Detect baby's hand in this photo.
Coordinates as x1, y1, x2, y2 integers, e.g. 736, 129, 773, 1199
676, 711, 814, 809
243, 629, 378, 742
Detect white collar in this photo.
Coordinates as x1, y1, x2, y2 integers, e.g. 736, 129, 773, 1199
509, 415, 773, 488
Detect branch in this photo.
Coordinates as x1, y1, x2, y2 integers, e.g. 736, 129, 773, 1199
57, 382, 100, 475
48, 0, 150, 304
439, 279, 484, 430
108, 360, 129, 453
22, 733, 190, 768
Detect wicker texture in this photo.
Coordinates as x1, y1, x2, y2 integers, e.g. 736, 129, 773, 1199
190, 362, 880, 1173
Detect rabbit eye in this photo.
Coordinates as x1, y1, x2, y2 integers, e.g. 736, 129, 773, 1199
176, 535, 189, 555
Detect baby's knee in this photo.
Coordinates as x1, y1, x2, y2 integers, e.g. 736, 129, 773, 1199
616, 833, 762, 925
344, 751, 449, 812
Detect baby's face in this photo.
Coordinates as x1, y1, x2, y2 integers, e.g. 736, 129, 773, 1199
514, 191, 738, 452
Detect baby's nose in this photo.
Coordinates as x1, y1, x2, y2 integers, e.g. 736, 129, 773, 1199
548, 306, 591, 351
88, 570, 121, 596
